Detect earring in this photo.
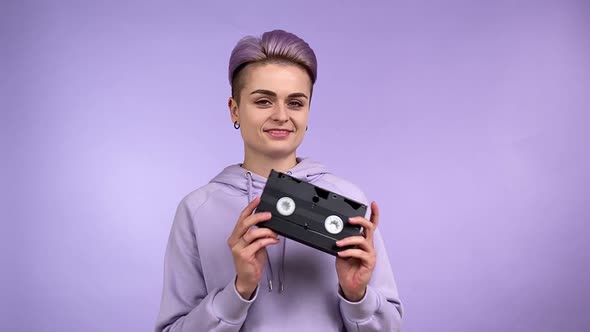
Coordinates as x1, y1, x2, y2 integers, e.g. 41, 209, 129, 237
306, 126, 308, 131
234, 121, 240, 129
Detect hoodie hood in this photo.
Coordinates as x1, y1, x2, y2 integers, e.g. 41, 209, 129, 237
210, 157, 329, 200
208, 157, 329, 293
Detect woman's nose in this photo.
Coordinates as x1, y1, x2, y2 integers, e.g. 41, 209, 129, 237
271, 104, 289, 121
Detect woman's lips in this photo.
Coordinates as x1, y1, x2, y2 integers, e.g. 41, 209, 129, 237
265, 129, 292, 138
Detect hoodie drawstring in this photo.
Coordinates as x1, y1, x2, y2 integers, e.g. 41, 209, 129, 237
245, 171, 254, 203
245, 171, 275, 292
245, 170, 290, 294
279, 239, 286, 293
278, 171, 292, 293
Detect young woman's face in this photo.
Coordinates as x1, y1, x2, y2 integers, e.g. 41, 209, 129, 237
229, 63, 312, 160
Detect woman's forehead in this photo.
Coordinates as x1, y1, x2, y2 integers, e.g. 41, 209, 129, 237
241, 63, 312, 94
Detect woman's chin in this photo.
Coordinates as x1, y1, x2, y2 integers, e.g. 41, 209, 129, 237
259, 145, 298, 159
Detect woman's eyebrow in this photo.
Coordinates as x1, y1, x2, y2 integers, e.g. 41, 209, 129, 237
250, 89, 277, 97
288, 92, 309, 100
250, 89, 308, 100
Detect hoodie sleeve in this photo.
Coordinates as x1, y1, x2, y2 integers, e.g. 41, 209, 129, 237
154, 198, 258, 332
338, 209, 404, 331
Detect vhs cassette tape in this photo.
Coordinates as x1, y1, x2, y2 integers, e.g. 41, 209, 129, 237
257, 170, 368, 256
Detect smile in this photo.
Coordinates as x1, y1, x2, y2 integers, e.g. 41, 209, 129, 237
265, 129, 292, 138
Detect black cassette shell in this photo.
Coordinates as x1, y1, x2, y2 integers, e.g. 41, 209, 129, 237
257, 170, 368, 256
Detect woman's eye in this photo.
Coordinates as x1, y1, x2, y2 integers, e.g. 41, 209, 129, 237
255, 99, 272, 106
288, 100, 304, 108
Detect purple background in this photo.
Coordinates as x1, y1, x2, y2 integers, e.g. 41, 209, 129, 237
2, 1, 589, 331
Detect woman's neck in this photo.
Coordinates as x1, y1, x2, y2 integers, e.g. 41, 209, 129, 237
241, 152, 298, 179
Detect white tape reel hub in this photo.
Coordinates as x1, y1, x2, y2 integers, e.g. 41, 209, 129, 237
276, 197, 296, 216
324, 215, 344, 234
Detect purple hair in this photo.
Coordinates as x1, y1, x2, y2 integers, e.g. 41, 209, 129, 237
228, 30, 318, 101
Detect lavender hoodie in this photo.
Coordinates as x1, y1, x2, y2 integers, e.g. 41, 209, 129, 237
155, 158, 403, 331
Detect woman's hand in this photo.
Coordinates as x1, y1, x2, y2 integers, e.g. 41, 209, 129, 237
335, 201, 380, 302
227, 197, 279, 300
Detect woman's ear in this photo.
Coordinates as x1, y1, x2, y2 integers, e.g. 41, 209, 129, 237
228, 97, 239, 123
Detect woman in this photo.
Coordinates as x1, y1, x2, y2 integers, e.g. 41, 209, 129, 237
155, 29, 403, 331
